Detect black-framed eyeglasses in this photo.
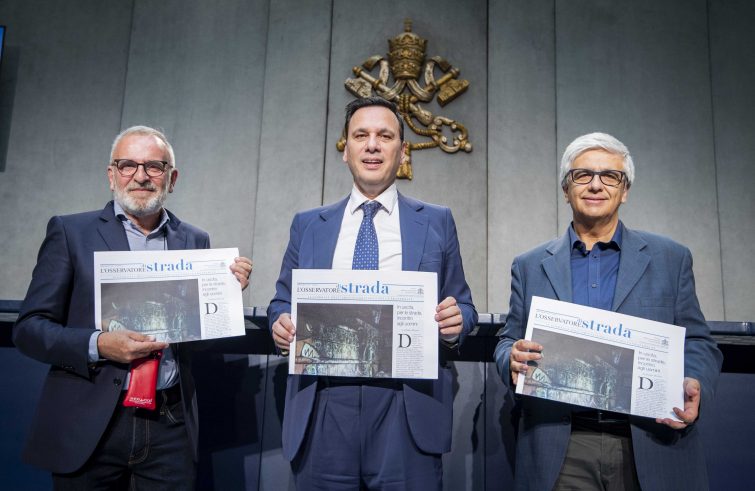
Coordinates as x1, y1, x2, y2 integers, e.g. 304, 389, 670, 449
567, 168, 626, 187
111, 159, 170, 177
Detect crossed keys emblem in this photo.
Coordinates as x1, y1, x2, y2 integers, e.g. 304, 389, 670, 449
337, 19, 473, 179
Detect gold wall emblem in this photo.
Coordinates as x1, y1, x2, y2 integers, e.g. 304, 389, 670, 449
337, 19, 472, 179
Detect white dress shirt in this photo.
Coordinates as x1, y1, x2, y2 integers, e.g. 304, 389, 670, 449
331, 184, 458, 343
332, 183, 402, 271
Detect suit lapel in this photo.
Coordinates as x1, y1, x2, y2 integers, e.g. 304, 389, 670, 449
542, 233, 573, 302
311, 197, 349, 269
612, 226, 650, 311
398, 194, 428, 271
165, 210, 187, 251
96, 202, 130, 251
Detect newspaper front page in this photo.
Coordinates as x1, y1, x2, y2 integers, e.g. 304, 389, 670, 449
291, 269, 438, 379
94, 248, 245, 343
515, 296, 685, 420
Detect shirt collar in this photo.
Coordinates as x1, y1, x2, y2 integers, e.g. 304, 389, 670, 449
348, 183, 398, 216
568, 220, 624, 251
113, 200, 170, 235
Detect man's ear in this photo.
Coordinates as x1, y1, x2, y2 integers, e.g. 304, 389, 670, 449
168, 168, 179, 193
107, 166, 115, 192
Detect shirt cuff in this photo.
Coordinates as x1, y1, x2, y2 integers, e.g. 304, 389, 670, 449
88, 331, 102, 363
440, 334, 459, 343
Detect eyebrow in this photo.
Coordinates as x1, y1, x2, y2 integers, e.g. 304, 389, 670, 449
351, 127, 396, 136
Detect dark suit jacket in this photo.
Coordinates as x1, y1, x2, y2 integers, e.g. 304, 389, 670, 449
13, 201, 210, 474
494, 225, 723, 491
268, 193, 477, 461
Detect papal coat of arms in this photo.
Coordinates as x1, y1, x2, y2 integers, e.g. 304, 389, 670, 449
337, 19, 472, 179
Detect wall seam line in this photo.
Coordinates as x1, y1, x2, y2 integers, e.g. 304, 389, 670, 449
254, 1, 274, 486
706, 0, 726, 320
117, 0, 137, 132
320, 0, 336, 206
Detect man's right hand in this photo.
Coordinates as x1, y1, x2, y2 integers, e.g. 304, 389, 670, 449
272, 313, 295, 353
509, 339, 542, 384
97, 330, 169, 363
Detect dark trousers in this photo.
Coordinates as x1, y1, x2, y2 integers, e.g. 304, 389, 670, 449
554, 427, 641, 491
292, 383, 442, 491
52, 388, 195, 491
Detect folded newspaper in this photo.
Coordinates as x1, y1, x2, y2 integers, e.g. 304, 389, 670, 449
94, 248, 246, 343
516, 296, 685, 420
291, 269, 438, 379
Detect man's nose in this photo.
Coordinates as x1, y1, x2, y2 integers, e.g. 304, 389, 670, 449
588, 173, 604, 190
366, 134, 380, 151
132, 164, 150, 181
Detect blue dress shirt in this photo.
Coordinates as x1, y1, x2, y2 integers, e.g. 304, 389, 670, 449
568, 221, 623, 310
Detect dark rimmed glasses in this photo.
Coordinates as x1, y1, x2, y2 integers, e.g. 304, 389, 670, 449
111, 159, 170, 177
567, 168, 626, 187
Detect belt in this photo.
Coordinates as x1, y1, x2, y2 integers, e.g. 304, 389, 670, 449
317, 377, 403, 390
572, 410, 631, 436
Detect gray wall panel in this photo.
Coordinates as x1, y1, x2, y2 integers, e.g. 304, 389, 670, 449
488, 0, 557, 313
484, 358, 515, 490
258, 356, 296, 490
120, 0, 268, 304
0, 1, 132, 299
251, 0, 332, 307
709, 0, 755, 321
325, 0, 488, 310
555, 0, 724, 319
446, 362, 486, 489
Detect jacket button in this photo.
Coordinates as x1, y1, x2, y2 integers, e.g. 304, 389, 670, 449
561, 416, 571, 425
113, 378, 122, 386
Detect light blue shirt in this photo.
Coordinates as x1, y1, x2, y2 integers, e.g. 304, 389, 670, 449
88, 201, 178, 390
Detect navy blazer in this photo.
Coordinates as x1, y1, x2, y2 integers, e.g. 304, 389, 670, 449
268, 193, 477, 460
494, 225, 723, 491
13, 201, 210, 474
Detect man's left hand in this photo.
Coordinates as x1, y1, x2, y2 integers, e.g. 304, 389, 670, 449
230, 257, 253, 290
436, 296, 462, 339
656, 377, 701, 429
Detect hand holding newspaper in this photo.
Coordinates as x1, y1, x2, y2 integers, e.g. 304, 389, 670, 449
516, 297, 685, 420
291, 269, 438, 379
94, 248, 246, 343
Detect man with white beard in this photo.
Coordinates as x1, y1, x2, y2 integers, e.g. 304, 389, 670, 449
13, 126, 252, 490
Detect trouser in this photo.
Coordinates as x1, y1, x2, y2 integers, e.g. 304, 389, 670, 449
553, 413, 640, 491
52, 385, 195, 491
292, 381, 443, 491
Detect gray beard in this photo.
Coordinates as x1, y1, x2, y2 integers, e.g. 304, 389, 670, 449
113, 184, 167, 217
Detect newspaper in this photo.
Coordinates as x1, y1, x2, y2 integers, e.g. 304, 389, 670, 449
94, 248, 245, 343
515, 296, 685, 420
291, 269, 438, 379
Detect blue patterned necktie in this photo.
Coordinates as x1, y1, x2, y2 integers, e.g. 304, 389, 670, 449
352, 201, 381, 270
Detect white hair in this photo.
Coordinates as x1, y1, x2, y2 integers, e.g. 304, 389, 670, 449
109, 125, 175, 168
559, 132, 634, 188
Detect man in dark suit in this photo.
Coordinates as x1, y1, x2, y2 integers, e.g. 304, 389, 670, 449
495, 132, 723, 491
13, 126, 252, 490
269, 97, 477, 490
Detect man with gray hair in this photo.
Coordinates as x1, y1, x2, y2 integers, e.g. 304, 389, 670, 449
13, 126, 252, 489
494, 132, 722, 490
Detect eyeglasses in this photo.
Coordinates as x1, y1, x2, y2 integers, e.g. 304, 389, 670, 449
111, 159, 170, 177
567, 168, 626, 187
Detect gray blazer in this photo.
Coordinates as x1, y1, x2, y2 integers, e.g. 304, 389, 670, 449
494, 224, 722, 491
